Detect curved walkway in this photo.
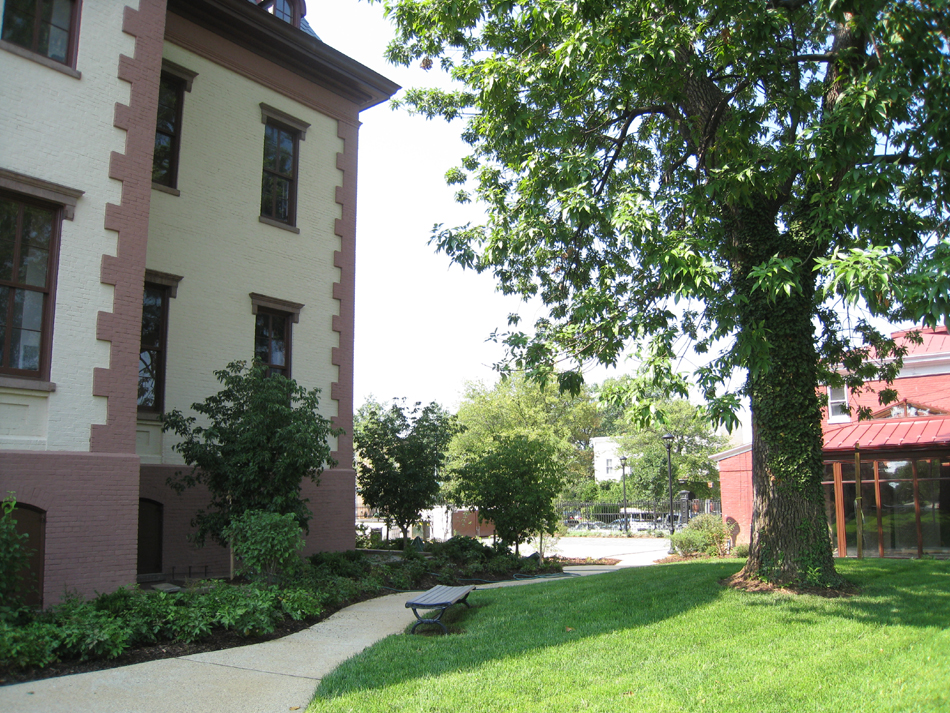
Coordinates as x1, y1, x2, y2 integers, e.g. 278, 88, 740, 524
0, 538, 667, 713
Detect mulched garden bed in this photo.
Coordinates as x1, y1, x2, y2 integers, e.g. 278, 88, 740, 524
1, 557, 615, 686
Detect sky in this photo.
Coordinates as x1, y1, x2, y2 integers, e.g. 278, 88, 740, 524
314, 3, 575, 411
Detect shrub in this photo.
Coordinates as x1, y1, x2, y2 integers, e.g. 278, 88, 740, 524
355, 524, 373, 549
223, 510, 304, 581
485, 553, 520, 575
92, 586, 172, 646
686, 514, 732, 556
0, 493, 33, 618
54, 595, 132, 662
280, 588, 325, 620
166, 604, 214, 644
669, 514, 732, 557
123, 589, 177, 645
670, 529, 708, 556
0, 621, 60, 669
437, 564, 460, 585
297, 564, 364, 609
432, 535, 492, 565
732, 543, 750, 558
308, 550, 371, 579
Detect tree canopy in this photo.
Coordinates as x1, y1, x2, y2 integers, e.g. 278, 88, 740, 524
378, 0, 950, 585
162, 361, 339, 548
354, 399, 458, 545
616, 398, 729, 500
448, 373, 604, 499
452, 434, 564, 554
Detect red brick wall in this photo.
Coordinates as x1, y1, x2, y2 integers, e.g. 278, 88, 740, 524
451, 510, 496, 538
718, 449, 753, 545
139, 463, 357, 579
139, 464, 229, 579
0, 451, 139, 606
303, 466, 357, 553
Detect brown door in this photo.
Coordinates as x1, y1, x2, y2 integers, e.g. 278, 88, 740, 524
137, 499, 163, 575
13, 505, 45, 609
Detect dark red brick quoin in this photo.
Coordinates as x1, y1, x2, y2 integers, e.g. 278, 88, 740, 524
92, 0, 168, 454
331, 122, 358, 553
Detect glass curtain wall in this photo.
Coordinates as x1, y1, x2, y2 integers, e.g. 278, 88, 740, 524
823, 455, 950, 557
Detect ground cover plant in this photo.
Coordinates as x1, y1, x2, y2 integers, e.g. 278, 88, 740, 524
311, 559, 950, 713
0, 537, 563, 685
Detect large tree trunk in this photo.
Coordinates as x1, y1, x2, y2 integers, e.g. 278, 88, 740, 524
728, 205, 843, 587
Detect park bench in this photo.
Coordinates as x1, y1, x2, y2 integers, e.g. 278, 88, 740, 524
405, 585, 474, 634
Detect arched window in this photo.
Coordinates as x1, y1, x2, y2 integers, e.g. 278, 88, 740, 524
254, 0, 306, 28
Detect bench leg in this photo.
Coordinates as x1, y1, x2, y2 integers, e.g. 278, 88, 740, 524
409, 606, 450, 634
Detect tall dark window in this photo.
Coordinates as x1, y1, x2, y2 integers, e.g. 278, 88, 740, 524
261, 121, 298, 225
138, 283, 169, 412
0, 193, 57, 377
255, 309, 290, 377
152, 72, 185, 188
1, 0, 75, 65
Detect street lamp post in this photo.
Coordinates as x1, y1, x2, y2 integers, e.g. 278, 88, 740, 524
662, 433, 675, 554
619, 455, 629, 536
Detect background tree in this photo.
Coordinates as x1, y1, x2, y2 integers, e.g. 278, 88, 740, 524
617, 399, 729, 499
354, 399, 458, 546
590, 375, 638, 438
163, 361, 339, 547
379, 0, 949, 586
452, 435, 563, 554
447, 373, 604, 500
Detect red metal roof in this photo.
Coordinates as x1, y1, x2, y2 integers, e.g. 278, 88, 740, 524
823, 415, 950, 452
892, 325, 950, 355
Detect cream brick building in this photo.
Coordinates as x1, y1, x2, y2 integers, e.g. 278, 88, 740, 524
0, 0, 396, 606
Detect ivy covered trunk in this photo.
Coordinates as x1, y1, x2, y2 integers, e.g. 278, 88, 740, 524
729, 206, 842, 587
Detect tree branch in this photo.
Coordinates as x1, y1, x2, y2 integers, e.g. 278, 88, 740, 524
863, 151, 918, 166
593, 105, 670, 197
767, 0, 811, 10
789, 53, 834, 63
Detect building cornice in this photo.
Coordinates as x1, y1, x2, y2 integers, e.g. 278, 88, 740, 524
710, 443, 752, 462
166, 0, 399, 111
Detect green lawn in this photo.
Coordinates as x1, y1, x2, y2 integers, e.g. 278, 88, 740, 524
309, 559, 950, 713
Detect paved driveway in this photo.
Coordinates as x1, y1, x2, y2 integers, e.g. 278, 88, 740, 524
522, 536, 670, 567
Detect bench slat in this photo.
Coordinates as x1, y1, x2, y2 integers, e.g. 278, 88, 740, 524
405, 585, 474, 609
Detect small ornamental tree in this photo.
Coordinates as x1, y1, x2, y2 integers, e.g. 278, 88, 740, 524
453, 435, 564, 554
162, 360, 340, 547
354, 399, 458, 547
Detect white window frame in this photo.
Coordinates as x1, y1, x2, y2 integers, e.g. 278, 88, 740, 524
827, 385, 850, 423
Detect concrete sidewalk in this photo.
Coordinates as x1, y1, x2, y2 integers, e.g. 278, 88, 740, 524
0, 540, 666, 713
